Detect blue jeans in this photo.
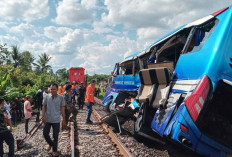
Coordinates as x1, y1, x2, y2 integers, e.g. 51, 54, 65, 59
86, 102, 94, 121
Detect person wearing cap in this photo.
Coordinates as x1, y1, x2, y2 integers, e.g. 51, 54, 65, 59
85, 80, 96, 124
0, 98, 14, 157
77, 82, 86, 109
58, 84, 65, 95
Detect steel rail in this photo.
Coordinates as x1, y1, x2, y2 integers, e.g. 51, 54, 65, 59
17, 120, 43, 150
70, 121, 75, 157
27, 121, 43, 140
93, 108, 132, 157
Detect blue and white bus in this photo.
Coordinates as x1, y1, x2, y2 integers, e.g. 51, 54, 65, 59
134, 6, 232, 157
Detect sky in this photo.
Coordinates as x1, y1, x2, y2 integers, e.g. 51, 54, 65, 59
0, 0, 231, 74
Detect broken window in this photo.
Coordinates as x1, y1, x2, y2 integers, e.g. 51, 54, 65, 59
184, 19, 219, 54
138, 29, 191, 69
139, 18, 219, 70
119, 58, 140, 75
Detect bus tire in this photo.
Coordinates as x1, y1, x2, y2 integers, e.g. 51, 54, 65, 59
105, 99, 113, 112
134, 103, 145, 140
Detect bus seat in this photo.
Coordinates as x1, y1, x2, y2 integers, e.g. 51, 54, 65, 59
136, 69, 156, 103
150, 68, 171, 108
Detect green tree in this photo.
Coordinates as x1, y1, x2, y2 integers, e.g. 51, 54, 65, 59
0, 44, 11, 65
21, 51, 35, 71
56, 68, 69, 82
33, 53, 52, 73
0, 67, 13, 96
86, 74, 109, 84
10, 45, 23, 68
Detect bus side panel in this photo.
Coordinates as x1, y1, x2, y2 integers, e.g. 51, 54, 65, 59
174, 8, 232, 85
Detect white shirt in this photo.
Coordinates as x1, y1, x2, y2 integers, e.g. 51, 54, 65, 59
4, 103, 11, 112
6, 110, 11, 119
43, 92, 48, 101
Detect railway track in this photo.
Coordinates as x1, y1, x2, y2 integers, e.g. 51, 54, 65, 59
10, 97, 199, 156
74, 105, 129, 157
16, 118, 43, 151
92, 108, 132, 157
14, 114, 76, 156
93, 97, 202, 157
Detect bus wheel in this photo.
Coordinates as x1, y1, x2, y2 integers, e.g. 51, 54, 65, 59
134, 103, 145, 140
105, 99, 113, 112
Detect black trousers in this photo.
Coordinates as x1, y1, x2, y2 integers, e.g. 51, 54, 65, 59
37, 102, 42, 111
65, 108, 70, 124
16, 109, 22, 121
25, 118, 30, 134
77, 96, 84, 109
31, 112, 40, 122
43, 123, 60, 152
0, 130, 14, 157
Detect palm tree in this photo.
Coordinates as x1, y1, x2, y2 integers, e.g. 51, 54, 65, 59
33, 53, 52, 73
10, 46, 23, 68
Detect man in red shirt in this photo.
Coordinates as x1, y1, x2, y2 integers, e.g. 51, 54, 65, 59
85, 80, 96, 124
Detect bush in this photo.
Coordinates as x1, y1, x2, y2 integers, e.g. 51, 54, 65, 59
4, 87, 23, 101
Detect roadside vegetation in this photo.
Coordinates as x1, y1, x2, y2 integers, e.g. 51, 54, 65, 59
0, 44, 108, 101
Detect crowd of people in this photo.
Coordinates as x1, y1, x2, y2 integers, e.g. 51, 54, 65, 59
0, 80, 97, 157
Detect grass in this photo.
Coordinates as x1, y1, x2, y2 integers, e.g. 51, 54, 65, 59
95, 85, 105, 100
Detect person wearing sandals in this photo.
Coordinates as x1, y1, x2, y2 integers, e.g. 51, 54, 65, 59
42, 83, 66, 157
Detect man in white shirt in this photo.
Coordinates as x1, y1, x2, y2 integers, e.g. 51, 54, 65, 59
4, 100, 11, 112
43, 87, 49, 101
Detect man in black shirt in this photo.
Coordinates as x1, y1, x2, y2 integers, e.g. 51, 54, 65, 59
15, 98, 22, 122
77, 82, 86, 109
35, 89, 43, 111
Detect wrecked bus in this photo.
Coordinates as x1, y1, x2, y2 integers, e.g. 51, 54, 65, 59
134, 6, 232, 157
102, 54, 141, 112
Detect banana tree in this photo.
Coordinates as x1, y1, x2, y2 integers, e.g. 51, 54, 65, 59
0, 70, 13, 96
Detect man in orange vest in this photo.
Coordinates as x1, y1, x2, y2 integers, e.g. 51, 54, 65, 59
58, 84, 65, 95
85, 80, 96, 124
